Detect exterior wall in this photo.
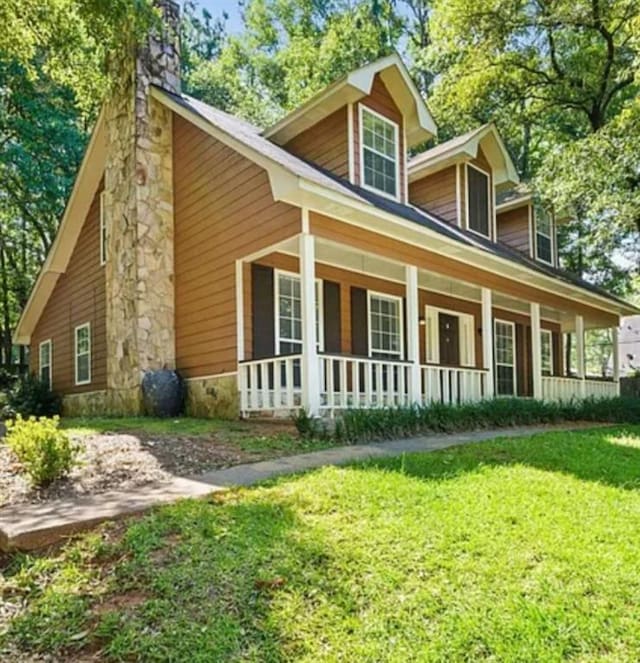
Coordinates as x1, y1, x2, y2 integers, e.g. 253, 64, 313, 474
497, 204, 531, 255
30, 186, 107, 394
173, 115, 301, 378
184, 374, 239, 419
352, 74, 406, 202
408, 166, 458, 224
284, 107, 349, 179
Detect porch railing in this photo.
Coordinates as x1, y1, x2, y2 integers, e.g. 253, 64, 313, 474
421, 365, 487, 405
239, 354, 302, 413
318, 354, 411, 410
542, 375, 619, 401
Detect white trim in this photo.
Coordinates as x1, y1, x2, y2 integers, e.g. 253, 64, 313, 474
494, 318, 517, 396
184, 371, 238, 381
39, 339, 52, 388
405, 265, 421, 402
481, 288, 495, 397
424, 305, 476, 367
402, 121, 408, 203
367, 290, 404, 358
531, 302, 542, 399
455, 163, 462, 227
74, 322, 92, 386
99, 191, 106, 266
534, 206, 554, 266
273, 269, 324, 354
612, 325, 620, 382
347, 102, 355, 184
358, 104, 401, 202
299, 234, 320, 414
465, 162, 492, 239
235, 260, 244, 363
491, 174, 497, 242
540, 328, 553, 376
527, 204, 534, 258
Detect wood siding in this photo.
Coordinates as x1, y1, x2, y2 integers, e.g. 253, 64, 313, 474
409, 166, 458, 224
30, 187, 107, 393
498, 204, 531, 255
353, 75, 406, 202
284, 107, 349, 179
251, 252, 561, 384
173, 115, 301, 378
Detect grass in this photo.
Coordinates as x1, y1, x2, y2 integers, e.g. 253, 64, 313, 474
3, 425, 640, 661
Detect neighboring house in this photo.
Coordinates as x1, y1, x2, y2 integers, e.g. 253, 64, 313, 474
13, 1, 638, 418
619, 316, 640, 375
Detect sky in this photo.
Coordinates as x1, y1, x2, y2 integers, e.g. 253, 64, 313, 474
192, 0, 244, 34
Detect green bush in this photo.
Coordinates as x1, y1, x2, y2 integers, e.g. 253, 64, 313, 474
327, 396, 640, 445
7, 373, 61, 418
6, 415, 80, 487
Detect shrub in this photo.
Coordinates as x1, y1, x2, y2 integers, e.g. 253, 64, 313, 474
6, 415, 80, 487
7, 373, 61, 418
292, 408, 329, 440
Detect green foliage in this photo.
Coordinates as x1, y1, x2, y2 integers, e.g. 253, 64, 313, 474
5, 426, 640, 659
331, 396, 640, 444
5, 414, 80, 487
8, 373, 62, 418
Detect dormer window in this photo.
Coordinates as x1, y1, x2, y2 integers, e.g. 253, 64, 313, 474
535, 207, 554, 264
466, 164, 491, 237
360, 106, 399, 199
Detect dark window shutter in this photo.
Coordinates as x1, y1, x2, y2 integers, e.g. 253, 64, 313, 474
351, 287, 368, 356
251, 264, 274, 359
323, 281, 341, 353
402, 297, 408, 361
552, 331, 562, 376
467, 167, 489, 236
515, 323, 528, 397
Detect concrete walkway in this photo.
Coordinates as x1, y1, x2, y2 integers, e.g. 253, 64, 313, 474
0, 423, 607, 551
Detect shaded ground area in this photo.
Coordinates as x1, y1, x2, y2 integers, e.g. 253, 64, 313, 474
2, 426, 640, 661
1, 417, 311, 507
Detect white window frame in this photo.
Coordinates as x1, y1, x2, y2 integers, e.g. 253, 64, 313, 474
39, 339, 52, 388
494, 318, 517, 396
534, 207, 554, 265
465, 163, 492, 239
424, 306, 476, 367
274, 270, 323, 355
74, 323, 92, 385
541, 328, 553, 375
367, 290, 404, 358
359, 104, 401, 202
99, 191, 106, 266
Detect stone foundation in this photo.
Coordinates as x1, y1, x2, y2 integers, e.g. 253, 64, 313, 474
62, 391, 109, 417
185, 375, 239, 419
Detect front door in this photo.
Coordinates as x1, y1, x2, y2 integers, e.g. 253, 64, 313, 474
439, 313, 460, 366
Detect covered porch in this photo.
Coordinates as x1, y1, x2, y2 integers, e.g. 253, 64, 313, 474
235, 229, 620, 417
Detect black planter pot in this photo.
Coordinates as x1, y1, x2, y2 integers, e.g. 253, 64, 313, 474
141, 369, 185, 417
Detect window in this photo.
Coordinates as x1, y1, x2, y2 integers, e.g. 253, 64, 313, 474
541, 329, 553, 375
535, 207, 553, 264
100, 191, 107, 266
360, 106, 399, 199
275, 272, 322, 354
39, 340, 52, 388
494, 319, 516, 396
369, 292, 403, 358
467, 165, 490, 237
424, 307, 475, 367
75, 323, 91, 385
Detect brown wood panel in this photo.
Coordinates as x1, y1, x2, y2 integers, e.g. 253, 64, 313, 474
173, 115, 301, 377
409, 166, 457, 224
353, 74, 406, 202
284, 107, 349, 179
30, 186, 107, 394
309, 211, 617, 325
498, 205, 531, 255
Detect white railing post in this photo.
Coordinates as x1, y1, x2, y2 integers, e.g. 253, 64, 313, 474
481, 288, 494, 398
300, 233, 320, 415
612, 324, 620, 396
576, 315, 586, 398
530, 302, 542, 400
405, 264, 421, 404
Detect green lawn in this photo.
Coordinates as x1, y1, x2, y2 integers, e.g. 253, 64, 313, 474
61, 416, 251, 437
4, 426, 640, 661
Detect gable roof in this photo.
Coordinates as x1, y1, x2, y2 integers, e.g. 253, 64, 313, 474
15, 84, 638, 344
263, 53, 437, 148
496, 183, 533, 212
409, 123, 519, 186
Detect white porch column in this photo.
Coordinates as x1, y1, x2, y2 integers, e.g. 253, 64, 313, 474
405, 264, 421, 404
575, 314, 586, 397
612, 324, 620, 394
300, 233, 320, 414
235, 259, 246, 414
481, 287, 495, 398
530, 302, 542, 400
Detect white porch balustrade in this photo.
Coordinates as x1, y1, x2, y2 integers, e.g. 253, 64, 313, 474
541, 375, 619, 401
422, 365, 487, 405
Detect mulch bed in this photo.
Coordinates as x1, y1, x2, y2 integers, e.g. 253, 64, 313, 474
0, 425, 293, 508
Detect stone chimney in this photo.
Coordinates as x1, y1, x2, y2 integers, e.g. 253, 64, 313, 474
103, 0, 180, 413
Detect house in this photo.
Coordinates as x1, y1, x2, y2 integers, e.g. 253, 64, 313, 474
13, 1, 638, 418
